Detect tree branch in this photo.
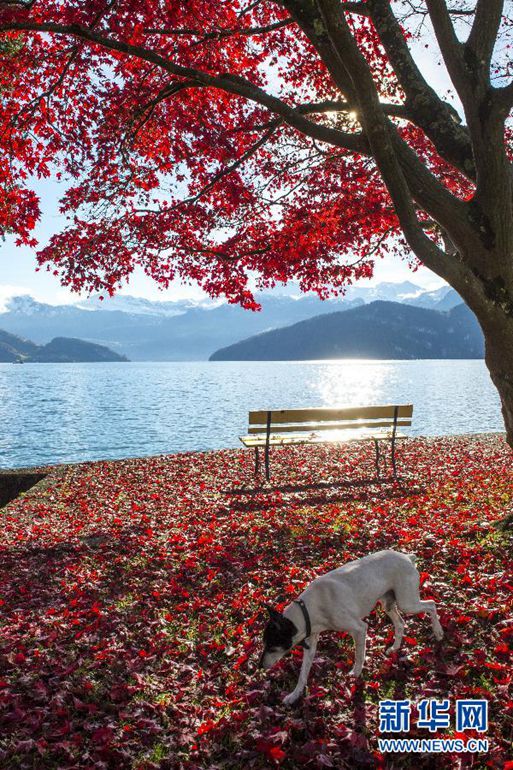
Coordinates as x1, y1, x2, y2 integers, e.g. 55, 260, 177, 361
425, 0, 470, 105
283, 0, 473, 250
280, 0, 357, 99
495, 80, 513, 115
465, 0, 504, 75
238, 0, 264, 17
11, 43, 81, 126
340, 2, 368, 13
143, 18, 293, 39
298, 98, 408, 119
396, 1, 476, 20
187, 121, 281, 204
0, 19, 367, 154
311, 0, 472, 286
120, 80, 197, 156
366, 0, 475, 180
424, 2, 512, 241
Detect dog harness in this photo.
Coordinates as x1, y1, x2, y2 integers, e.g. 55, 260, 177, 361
293, 598, 311, 649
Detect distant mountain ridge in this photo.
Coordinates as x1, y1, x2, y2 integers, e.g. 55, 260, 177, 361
0, 330, 128, 363
0, 282, 461, 361
209, 301, 484, 361
0, 329, 39, 361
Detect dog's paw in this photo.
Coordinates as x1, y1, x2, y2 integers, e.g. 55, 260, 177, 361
283, 692, 300, 706
386, 645, 400, 656
348, 667, 362, 678
434, 628, 444, 641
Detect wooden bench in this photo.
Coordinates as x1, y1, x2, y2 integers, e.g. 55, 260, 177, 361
240, 404, 413, 481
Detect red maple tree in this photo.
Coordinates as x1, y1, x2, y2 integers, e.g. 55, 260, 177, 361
0, 2, 512, 436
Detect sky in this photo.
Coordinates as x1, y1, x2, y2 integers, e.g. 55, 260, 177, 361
0, 13, 462, 309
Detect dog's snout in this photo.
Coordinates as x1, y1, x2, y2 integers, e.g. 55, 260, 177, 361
258, 650, 273, 670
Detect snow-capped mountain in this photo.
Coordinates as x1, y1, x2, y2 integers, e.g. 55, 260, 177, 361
75, 294, 217, 317
404, 285, 460, 311
0, 282, 462, 360
343, 280, 423, 303
3, 295, 65, 317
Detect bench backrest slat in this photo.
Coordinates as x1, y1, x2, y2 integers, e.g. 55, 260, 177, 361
247, 417, 412, 435
249, 404, 413, 429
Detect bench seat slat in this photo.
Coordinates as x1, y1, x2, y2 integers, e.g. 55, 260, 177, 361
249, 404, 413, 425
240, 429, 408, 448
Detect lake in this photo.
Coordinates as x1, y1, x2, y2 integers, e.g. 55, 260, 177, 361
0, 359, 503, 469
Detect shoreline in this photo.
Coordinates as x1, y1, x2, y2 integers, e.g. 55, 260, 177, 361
0, 431, 508, 511
0, 429, 507, 473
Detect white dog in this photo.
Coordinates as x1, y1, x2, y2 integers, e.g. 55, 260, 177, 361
258, 549, 443, 705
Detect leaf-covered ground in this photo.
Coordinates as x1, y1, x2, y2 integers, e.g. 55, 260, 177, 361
0, 435, 512, 769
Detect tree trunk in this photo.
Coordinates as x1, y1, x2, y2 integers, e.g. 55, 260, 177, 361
478, 306, 513, 449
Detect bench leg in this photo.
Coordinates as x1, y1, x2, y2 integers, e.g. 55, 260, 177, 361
264, 412, 271, 482
391, 438, 398, 479
254, 447, 260, 476
374, 439, 381, 479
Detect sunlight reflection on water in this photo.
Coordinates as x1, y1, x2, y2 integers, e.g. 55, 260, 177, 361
315, 360, 390, 406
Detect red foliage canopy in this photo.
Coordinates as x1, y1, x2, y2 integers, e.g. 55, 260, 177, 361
0, 1, 507, 306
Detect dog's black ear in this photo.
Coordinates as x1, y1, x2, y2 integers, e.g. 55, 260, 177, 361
265, 604, 282, 621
